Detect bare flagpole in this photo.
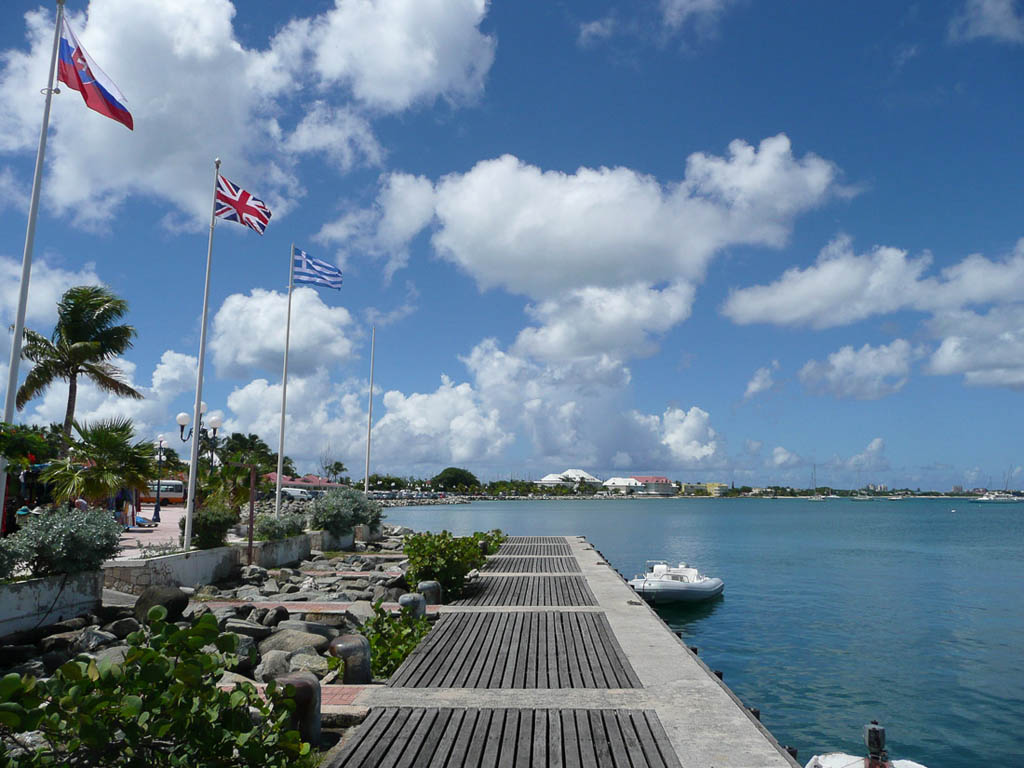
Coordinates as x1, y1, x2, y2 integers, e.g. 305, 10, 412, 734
0, 0, 65, 510
183, 158, 221, 552
363, 326, 375, 494
274, 244, 296, 516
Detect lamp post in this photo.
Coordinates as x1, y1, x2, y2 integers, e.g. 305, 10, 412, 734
176, 402, 223, 469
153, 434, 166, 522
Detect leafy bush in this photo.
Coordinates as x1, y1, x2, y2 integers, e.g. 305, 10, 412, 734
403, 530, 491, 599
309, 487, 382, 537
0, 508, 122, 579
359, 599, 431, 678
178, 503, 237, 549
471, 529, 507, 555
253, 512, 306, 541
0, 606, 315, 767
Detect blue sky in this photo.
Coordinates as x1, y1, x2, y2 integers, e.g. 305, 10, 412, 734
1, 0, 1022, 489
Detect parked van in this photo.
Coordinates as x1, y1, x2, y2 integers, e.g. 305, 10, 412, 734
279, 487, 314, 501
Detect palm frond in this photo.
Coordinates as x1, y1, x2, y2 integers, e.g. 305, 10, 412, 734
80, 361, 144, 400
16, 359, 64, 410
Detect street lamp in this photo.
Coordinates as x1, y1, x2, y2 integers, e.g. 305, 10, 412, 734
153, 434, 166, 522
176, 403, 223, 468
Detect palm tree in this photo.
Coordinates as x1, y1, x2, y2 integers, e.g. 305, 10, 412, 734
42, 417, 154, 505
16, 286, 142, 437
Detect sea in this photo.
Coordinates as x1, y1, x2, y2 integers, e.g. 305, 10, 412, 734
384, 497, 1024, 768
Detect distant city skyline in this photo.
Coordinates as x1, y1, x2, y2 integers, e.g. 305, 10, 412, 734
1, 0, 1022, 490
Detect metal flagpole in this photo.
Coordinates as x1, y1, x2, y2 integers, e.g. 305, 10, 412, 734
274, 244, 296, 516
183, 158, 221, 552
0, 0, 65, 511
363, 326, 375, 494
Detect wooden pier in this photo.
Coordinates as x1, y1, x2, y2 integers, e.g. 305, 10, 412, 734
330, 535, 799, 767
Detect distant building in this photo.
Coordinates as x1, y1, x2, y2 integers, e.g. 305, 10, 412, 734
536, 468, 602, 489
632, 475, 675, 496
682, 482, 728, 496
603, 477, 644, 494
951, 485, 964, 494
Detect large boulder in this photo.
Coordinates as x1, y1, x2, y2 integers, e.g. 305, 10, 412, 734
345, 601, 376, 626
38, 631, 81, 654
74, 628, 118, 653
254, 649, 291, 682
261, 606, 289, 627
103, 617, 141, 639
276, 620, 338, 641
134, 586, 189, 624
258, 629, 330, 655
288, 652, 329, 678
222, 619, 273, 641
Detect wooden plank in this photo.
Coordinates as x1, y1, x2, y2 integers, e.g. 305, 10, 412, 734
362, 707, 413, 768
588, 612, 642, 688
410, 708, 454, 768
560, 612, 585, 688
531, 709, 547, 768
525, 612, 539, 688
572, 612, 599, 688
462, 708, 492, 768
453, 613, 498, 688
336, 707, 388, 767
548, 706, 564, 768
589, 709, 616, 768
427, 708, 468, 768
499, 612, 524, 688
378, 707, 426, 768
514, 705, 534, 768
602, 710, 632, 768
615, 710, 647, 768
561, 709, 581, 768
446, 708, 480, 768
479, 708, 506, 768
434, 614, 486, 688
644, 710, 684, 768
575, 709, 598, 768
496, 710, 519, 768
512, 612, 531, 688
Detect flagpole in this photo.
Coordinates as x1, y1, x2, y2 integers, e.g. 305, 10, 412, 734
364, 326, 375, 494
183, 158, 221, 552
0, 0, 65, 511
274, 244, 296, 516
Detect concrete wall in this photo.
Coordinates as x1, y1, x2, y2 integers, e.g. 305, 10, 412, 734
103, 546, 237, 595
0, 571, 104, 638
237, 535, 311, 569
307, 529, 355, 552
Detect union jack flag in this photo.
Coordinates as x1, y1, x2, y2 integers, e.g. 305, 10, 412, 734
215, 175, 272, 235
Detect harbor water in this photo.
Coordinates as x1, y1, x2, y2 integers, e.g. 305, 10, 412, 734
385, 497, 1024, 767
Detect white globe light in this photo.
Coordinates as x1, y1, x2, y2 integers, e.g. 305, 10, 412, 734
208, 414, 223, 429
157, 433, 165, 443
176, 412, 190, 426
199, 401, 208, 414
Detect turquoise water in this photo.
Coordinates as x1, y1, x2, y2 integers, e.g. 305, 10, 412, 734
385, 498, 1024, 767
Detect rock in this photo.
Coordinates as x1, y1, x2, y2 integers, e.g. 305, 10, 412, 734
384, 573, 409, 590
345, 601, 376, 626
41, 650, 70, 672
276, 620, 338, 641
97, 605, 135, 622
234, 585, 262, 602
280, 583, 300, 594
180, 587, 195, 596
103, 617, 141, 639
300, 612, 355, 630
248, 607, 269, 624
38, 631, 81, 654
258, 629, 330, 655
370, 585, 387, 601
45, 617, 89, 635
95, 644, 129, 666
218, 671, 255, 686
7, 660, 46, 677
223, 619, 273, 640
261, 606, 289, 627
186, 604, 212, 622
134, 586, 189, 624
74, 628, 118, 653
354, 543, 367, 552
346, 590, 375, 602
288, 652, 329, 678
386, 588, 405, 602
0, 645, 37, 665
254, 649, 291, 682
278, 568, 301, 578
288, 591, 329, 602
212, 607, 238, 630
379, 539, 402, 551
195, 584, 220, 598
241, 564, 268, 581
260, 579, 281, 595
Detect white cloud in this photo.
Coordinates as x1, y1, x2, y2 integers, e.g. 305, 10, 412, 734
846, 437, 889, 472
744, 360, 779, 399
723, 236, 1024, 329
799, 340, 918, 400
926, 305, 1024, 388
210, 288, 356, 378
0, 0, 494, 228
513, 282, 695, 361
659, 406, 722, 464
578, 16, 617, 47
949, 0, 1024, 44
0, 255, 102, 329
770, 445, 801, 468
0, 167, 27, 212
660, 0, 734, 31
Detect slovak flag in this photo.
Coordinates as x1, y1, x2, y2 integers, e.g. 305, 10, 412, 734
57, 18, 133, 130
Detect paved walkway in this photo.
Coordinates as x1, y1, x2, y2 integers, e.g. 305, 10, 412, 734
327, 535, 799, 768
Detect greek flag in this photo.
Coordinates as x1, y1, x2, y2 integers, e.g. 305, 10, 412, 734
293, 248, 343, 290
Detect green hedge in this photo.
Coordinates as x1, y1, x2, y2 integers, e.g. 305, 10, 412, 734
359, 600, 431, 678
253, 512, 306, 542
404, 529, 505, 599
309, 487, 382, 537
0, 508, 122, 581
178, 504, 237, 549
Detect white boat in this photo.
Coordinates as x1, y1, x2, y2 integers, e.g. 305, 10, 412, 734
970, 491, 1022, 503
628, 561, 724, 603
805, 721, 927, 768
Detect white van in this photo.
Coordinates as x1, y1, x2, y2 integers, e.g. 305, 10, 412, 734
280, 487, 314, 501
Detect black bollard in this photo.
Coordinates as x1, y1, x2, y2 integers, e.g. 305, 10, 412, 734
713, 669, 723, 679
747, 707, 760, 721
275, 671, 320, 745
329, 634, 372, 684
784, 746, 798, 760
688, 646, 699, 655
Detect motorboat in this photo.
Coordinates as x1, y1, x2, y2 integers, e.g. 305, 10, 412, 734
628, 561, 724, 603
806, 721, 926, 768
970, 491, 1022, 503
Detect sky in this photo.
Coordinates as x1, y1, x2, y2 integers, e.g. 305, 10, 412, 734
0, 0, 1022, 490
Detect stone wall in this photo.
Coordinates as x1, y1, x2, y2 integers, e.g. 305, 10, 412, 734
307, 529, 354, 551
233, 535, 311, 569
103, 546, 237, 595
0, 571, 104, 637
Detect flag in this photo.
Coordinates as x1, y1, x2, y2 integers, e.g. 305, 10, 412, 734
215, 175, 272, 235
57, 19, 133, 130
293, 248, 343, 289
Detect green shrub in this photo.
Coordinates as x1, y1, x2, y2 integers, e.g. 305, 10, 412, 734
310, 487, 382, 537
253, 512, 306, 542
360, 599, 431, 678
178, 503, 237, 549
0, 508, 122, 579
471, 529, 507, 555
0, 606, 316, 767
403, 530, 492, 599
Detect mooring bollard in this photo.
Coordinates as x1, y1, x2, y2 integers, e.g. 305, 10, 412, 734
784, 745, 798, 760
275, 670, 321, 745
714, 669, 723, 680
747, 706, 761, 721
329, 634, 372, 684
399, 592, 427, 618
417, 580, 442, 605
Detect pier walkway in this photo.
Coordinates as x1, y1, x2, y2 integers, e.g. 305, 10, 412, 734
331, 536, 798, 767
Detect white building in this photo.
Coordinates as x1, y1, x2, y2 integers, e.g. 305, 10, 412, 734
536, 468, 602, 488
602, 477, 645, 494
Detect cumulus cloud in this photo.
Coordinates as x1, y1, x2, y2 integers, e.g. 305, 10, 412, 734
660, 0, 735, 31
659, 406, 722, 464
0, 0, 494, 228
926, 305, 1024, 388
799, 340, 919, 400
0, 167, 27, 213
744, 360, 779, 399
846, 437, 889, 472
949, 0, 1024, 44
723, 236, 1024, 329
770, 445, 801, 468
578, 16, 617, 47
210, 288, 356, 379
0, 255, 102, 330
